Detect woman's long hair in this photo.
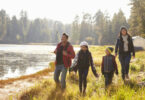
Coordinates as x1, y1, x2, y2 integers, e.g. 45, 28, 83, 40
119, 26, 131, 42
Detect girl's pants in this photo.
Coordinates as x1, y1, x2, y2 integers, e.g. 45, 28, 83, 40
78, 68, 89, 92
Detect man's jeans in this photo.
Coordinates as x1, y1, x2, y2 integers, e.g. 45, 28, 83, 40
119, 53, 131, 80
54, 64, 67, 89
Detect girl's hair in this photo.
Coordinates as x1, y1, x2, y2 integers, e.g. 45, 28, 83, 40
85, 45, 90, 52
80, 45, 89, 52
85, 45, 88, 49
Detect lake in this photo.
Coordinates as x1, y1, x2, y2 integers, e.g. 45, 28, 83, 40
0, 44, 79, 80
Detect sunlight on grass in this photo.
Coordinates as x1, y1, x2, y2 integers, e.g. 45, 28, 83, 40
18, 46, 145, 100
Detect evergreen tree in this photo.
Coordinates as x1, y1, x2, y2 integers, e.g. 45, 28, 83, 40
129, 0, 145, 37
71, 15, 80, 44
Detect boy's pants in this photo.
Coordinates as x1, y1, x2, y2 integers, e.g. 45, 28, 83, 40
119, 53, 131, 80
54, 64, 67, 89
104, 72, 114, 87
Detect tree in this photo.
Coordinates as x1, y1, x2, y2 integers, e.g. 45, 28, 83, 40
19, 10, 29, 43
0, 10, 7, 42
10, 16, 22, 43
70, 15, 80, 44
129, 0, 145, 37
93, 10, 106, 45
51, 21, 64, 43
0, 8, 138, 45
80, 13, 93, 44
112, 9, 128, 44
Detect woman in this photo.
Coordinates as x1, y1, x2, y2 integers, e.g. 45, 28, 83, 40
115, 26, 135, 80
69, 41, 98, 95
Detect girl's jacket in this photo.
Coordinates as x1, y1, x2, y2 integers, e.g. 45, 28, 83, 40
70, 50, 98, 77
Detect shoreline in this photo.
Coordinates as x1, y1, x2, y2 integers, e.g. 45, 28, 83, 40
0, 62, 55, 100
0, 62, 55, 87
0, 43, 56, 45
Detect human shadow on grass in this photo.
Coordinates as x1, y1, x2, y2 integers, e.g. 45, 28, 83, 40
47, 83, 65, 100
123, 79, 143, 90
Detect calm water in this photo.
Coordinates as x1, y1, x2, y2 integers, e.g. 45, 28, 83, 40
0, 44, 79, 80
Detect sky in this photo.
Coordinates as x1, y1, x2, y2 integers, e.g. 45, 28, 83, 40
0, 0, 131, 24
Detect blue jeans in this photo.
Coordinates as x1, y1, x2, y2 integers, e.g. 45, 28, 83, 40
119, 53, 131, 80
54, 64, 68, 89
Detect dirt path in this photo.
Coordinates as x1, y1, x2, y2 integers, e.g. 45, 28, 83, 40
0, 72, 53, 100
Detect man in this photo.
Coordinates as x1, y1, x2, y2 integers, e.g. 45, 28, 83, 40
54, 33, 75, 90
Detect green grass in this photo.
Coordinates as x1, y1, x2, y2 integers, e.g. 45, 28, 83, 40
18, 46, 145, 100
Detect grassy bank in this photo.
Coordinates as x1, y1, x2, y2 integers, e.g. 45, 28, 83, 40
18, 46, 145, 100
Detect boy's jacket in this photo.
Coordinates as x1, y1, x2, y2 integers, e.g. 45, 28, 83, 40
101, 55, 118, 74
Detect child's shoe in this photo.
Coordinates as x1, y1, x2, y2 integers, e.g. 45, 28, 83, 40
125, 74, 129, 80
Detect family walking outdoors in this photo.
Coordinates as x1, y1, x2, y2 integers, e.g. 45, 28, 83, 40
53, 26, 135, 95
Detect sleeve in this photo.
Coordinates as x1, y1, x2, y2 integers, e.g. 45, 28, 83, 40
90, 53, 98, 77
69, 52, 79, 72
67, 45, 75, 59
113, 56, 118, 73
101, 57, 104, 74
130, 37, 135, 57
115, 39, 119, 55
71, 52, 79, 68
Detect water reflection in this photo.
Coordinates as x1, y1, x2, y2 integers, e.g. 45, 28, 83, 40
0, 45, 56, 80
0, 45, 79, 80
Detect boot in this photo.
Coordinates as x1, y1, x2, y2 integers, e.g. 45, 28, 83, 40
82, 88, 86, 96
125, 74, 129, 80
55, 82, 61, 89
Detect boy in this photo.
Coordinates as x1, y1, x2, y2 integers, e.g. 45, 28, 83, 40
101, 47, 118, 88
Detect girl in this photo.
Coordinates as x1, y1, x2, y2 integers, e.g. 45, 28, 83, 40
115, 26, 135, 80
70, 41, 98, 95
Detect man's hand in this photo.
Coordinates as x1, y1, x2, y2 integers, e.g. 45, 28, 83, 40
96, 73, 99, 78
63, 51, 67, 56
116, 71, 119, 75
54, 50, 57, 54
102, 71, 104, 75
115, 53, 117, 58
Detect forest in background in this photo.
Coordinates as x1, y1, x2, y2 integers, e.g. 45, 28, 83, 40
0, 0, 145, 45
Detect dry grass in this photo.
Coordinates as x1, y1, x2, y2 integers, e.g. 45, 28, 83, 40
9, 46, 145, 100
